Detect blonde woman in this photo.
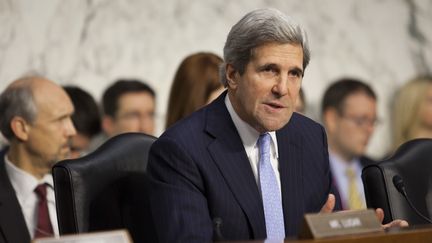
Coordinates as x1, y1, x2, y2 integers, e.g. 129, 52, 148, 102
392, 76, 432, 151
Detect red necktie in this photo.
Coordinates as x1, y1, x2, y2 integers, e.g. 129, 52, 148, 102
34, 184, 54, 238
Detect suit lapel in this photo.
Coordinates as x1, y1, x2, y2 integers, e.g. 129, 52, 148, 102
277, 119, 305, 236
205, 94, 266, 239
0, 151, 31, 243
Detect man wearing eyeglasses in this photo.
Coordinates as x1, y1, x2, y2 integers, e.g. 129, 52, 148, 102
88, 79, 156, 152
321, 78, 378, 210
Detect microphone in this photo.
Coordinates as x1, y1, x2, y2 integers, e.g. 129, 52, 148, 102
392, 175, 432, 224
213, 217, 224, 241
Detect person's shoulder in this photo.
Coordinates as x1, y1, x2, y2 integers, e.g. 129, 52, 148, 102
288, 112, 324, 130
156, 107, 210, 152
162, 96, 227, 138
164, 109, 206, 136
279, 113, 327, 147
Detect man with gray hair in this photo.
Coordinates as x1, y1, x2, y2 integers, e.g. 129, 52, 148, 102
147, 8, 405, 242
0, 76, 76, 242
148, 8, 332, 241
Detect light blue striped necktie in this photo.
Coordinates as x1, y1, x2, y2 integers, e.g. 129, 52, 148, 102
258, 133, 285, 239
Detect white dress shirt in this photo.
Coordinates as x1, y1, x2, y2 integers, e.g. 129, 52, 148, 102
225, 95, 281, 195
4, 155, 59, 238
328, 152, 366, 209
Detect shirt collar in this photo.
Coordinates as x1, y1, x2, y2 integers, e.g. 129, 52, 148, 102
4, 154, 54, 201
329, 151, 362, 177
224, 95, 279, 158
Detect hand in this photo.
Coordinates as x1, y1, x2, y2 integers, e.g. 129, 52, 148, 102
375, 208, 409, 229
320, 194, 335, 213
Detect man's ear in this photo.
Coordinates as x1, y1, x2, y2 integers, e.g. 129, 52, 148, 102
322, 108, 339, 134
102, 115, 115, 137
226, 64, 239, 89
10, 116, 30, 141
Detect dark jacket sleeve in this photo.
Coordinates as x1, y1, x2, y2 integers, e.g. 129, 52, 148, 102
146, 136, 213, 243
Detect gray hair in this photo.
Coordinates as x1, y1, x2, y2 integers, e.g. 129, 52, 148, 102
220, 8, 310, 87
0, 81, 37, 140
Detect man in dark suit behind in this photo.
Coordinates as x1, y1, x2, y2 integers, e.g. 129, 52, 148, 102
321, 79, 378, 210
147, 9, 406, 243
0, 76, 76, 243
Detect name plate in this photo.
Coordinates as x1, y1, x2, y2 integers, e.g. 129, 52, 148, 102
32, 229, 132, 243
299, 209, 383, 239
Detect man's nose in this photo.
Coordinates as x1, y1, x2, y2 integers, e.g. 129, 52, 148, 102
272, 75, 289, 96
66, 118, 77, 136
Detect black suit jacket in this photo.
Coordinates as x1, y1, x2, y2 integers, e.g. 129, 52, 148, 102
147, 92, 340, 242
0, 148, 31, 243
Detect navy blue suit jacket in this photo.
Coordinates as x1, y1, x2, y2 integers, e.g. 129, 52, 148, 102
0, 148, 31, 243
147, 92, 340, 242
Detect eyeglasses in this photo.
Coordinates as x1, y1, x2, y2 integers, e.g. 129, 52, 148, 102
116, 111, 156, 122
340, 114, 380, 127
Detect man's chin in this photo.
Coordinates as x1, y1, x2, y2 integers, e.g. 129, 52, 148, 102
262, 118, 291, 132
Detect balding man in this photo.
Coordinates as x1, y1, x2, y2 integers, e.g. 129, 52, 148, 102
0, 76, 76, 243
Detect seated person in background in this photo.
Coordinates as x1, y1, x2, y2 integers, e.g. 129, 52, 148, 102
391, 76, 432, 153
165, 52, 224, 129
0, 76, 76, 242
321, 78, 377, 210
90, 79, 156, 150
64, 86, 101, 158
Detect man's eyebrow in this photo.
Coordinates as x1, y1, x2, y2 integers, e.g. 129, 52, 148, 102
258, 63, 279, 69
290, 65, 303, 71
290, 67, 303, 75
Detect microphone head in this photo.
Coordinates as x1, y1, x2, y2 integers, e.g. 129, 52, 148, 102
392, 175, 405, 194
213, 217, 222, 226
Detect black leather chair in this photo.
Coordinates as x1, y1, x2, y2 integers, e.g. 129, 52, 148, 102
362, 138, 432, 225
53, 133, 157, 243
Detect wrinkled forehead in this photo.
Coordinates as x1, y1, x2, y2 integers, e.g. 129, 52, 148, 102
251, 40, 304, 55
